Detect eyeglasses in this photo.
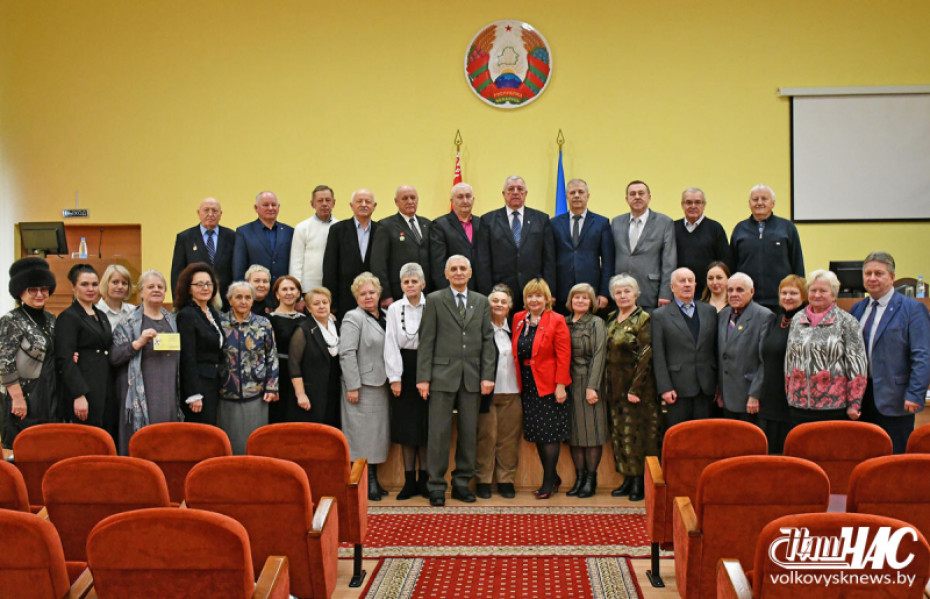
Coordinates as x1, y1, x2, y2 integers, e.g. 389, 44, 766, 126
25, 287, 51, 296
190, 281, 214, 289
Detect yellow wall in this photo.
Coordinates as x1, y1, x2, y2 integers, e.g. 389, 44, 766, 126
2, 0, 929, 297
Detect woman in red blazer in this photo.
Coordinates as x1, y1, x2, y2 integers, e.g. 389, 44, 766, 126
512, 278, 572, 499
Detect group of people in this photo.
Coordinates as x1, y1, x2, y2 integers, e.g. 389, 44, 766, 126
1, 175, 927, 507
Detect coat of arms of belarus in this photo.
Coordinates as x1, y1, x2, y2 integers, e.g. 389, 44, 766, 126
465, 20, 552, 108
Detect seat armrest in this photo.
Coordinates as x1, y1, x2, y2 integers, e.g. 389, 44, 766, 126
645, 456, 664, 486
348, 458, 367, 486
644, 456, 666, 541
717, 559, 752, 599
253, 555, 289, 599
35, 506, 49, 520
310, 496, 336, 536
674, 496, 701, 537
178, 500, 187, 509
68, 567, 94, 599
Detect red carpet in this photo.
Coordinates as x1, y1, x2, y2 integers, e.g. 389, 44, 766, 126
340, 506, 652, 557
362, 556, 642, 599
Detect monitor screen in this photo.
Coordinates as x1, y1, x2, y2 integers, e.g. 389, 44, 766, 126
20, 222, 68, 256
829, 260, 864, 296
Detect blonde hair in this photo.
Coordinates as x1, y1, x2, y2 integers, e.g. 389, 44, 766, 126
306, 286, 332, 303
522, 278, 552, 311
566, 283, 597, 313
609, 273, 640, 298
350, 272, 382, 298
100, 264, 132, 301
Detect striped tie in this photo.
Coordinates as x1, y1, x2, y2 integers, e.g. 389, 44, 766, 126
205, 229, 216, 264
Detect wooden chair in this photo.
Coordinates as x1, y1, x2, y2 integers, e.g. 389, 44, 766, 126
847, 454, 930, 540
783, 420, 892, 494
11, 424, 116, 509
86, 508, 289, 598
186, 456, 338, 599
644, 419, 767, 587
247, 423, 369, 587
906, 423, 930, 453
42, 455, 170, 561
0, 509, 93, 599
129, 422, 233, 504
674, 455, 830, 599
718, 512, 930, 598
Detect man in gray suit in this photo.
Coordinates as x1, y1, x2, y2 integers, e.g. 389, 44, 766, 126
417, 255, 497, 506
611, 180, 677, 310
716, 272, 774, 424
651, 267, 718, 431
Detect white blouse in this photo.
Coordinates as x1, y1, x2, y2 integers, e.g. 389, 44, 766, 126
383, 293, 425, 382
493, 320, 520, 394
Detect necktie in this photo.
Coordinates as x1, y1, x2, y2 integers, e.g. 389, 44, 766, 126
629, 218, 642, 252
683, 303, 693, 317
205, 229, 216, 264
511, 211, 522, 245
457, 293, 466, 319
757, 220, 765, 239
572, 214, 581, 248
862, 300, 880, 357
408, 217, 422, 243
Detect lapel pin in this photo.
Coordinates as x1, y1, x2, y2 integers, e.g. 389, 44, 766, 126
193, 244, 198, 251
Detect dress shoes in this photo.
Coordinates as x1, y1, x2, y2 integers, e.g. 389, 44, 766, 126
577, 472, 598, 498
628, 476, 645, 502
451, 486, 477, 503
476, 483, 493, 499
497, 483, 516, 498
429, 491, 445, 507
566, 469, 586, 497
611, 476, 634, 497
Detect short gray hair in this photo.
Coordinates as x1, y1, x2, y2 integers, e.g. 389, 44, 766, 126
863, 251, 896, 275
729, 272, 755, 289
399, 262, 425, 283
255, 191, 278, 206
609, 273, 640, 298
502, 175, 527, 192
807, 269, 840, 297
750, 184, 775, 202
226, 280, 256, 300
566, 178, 588, 192
451, 182, 473, 197
681, 187, 706, 202
136, 270, 167, 292
244, 264, 271, 282
445, 254, 471, 270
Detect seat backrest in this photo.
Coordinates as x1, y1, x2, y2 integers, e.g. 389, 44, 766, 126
87, 507, 255, 599
0, 460, 30, 512
43, 455, 171, 561
12, 423, 117, 507
186, 455, 320, 598
694, 455, 830, 599
783, 420, 892, 494
129, 422, 233, 503
847, 454, 930, 541
752, 512, 930, 598
654, 420, 768, 543
247, 423, 355, 538
905, 424, 930, 454
0, 509, 71, 599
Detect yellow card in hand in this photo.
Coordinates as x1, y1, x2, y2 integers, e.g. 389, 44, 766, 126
153, 333, 181, 351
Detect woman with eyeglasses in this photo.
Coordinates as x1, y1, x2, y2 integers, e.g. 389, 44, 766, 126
0, 258, 59, 448
55, 264, 113, 429
175, 262, 224, 426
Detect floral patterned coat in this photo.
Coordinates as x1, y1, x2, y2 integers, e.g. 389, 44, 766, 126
785, 304, 868, 411
219, 312, 279, 401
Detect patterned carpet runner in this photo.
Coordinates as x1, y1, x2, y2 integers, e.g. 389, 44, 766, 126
339, 506, 651, 557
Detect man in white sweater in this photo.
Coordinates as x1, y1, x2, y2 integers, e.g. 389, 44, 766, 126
290, 185, 339, 292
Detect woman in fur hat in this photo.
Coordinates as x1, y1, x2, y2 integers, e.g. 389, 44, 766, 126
0, 257, 59, 448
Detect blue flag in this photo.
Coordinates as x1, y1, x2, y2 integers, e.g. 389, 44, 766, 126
555, 149, 567, 215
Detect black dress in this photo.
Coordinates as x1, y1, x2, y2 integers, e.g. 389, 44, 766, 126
519, 323, 569, 443
176, 303, 224, 426
287, 318, 341, 427
759, 305, 804, 453
268, 312, 305, 424
391, 348, 429, 445
54, 301, 112, 429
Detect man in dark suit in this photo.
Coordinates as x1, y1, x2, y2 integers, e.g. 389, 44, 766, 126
611, 180, 677, 311
232, 191, 294, 282
716, 272, 774, 424
430, 182, 481, 291
674, 188, 731, 298
651, 267, 718, 430
475, 175, 555, 310
322, 188, 389, 317
380, 185, 431, 302
170, 197, 235, 303
551, 178, 614, 313
851, 251, 930, 453
417, 255, 496, 506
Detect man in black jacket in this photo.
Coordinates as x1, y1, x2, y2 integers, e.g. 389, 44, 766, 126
429, 182, 481, 291
380, 185, 431, 301
170, 197, 235, 303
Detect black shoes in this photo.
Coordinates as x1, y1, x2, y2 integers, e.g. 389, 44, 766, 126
476, 483, 492, 499
368, 465, 384, 502
418, 470, 430, 498
497, 483, 516, 498
397, 471, 418, 500
611, 476, 634, 497
429, 491, 445, 507
566, 469, 587, 496
577, 472, 598, 498
628, 476, 645, 502
451, 486, 477, 503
